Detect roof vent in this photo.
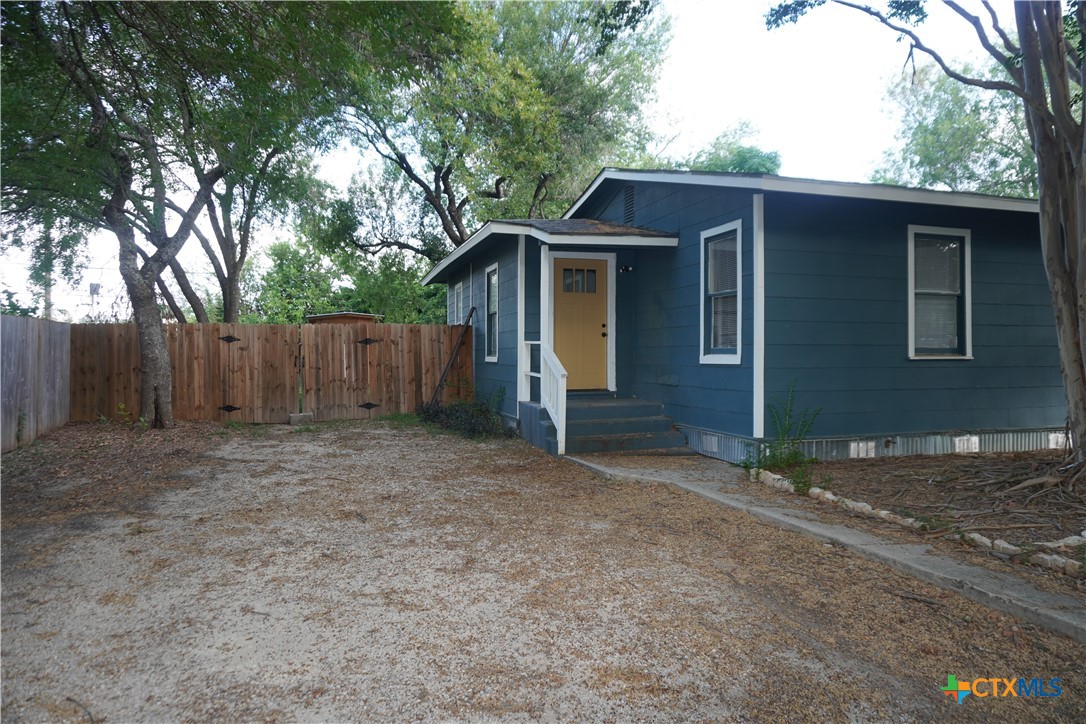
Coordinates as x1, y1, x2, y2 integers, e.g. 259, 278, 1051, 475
623, 185, 635, 225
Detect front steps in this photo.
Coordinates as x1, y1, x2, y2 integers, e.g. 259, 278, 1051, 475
519, 397, 688, 455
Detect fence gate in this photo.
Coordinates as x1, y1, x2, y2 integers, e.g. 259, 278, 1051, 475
68, 322, 471, 424
167, 324, 300, 423
301, 322, 471, 421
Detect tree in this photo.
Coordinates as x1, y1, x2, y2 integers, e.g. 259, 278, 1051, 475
618, 122, 783, 174
341, 1, 668, 251
873, 61, 1037, 196
185, 3, 460, 323
333, 252, 447, 325
306, 162, 452, 264
768, 1, 1086, 468
246, 242, 337, 325
684, 123, 783, 174
2, 2, 459, 426
3, 2, 239, 426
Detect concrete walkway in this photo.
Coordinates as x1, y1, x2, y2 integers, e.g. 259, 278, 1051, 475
569, 453, 1086, 645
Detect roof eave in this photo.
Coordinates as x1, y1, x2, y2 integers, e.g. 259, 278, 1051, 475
562, 169, 1039, 218
421, 220, 677, 285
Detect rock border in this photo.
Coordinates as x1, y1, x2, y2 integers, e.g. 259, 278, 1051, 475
749, 468, 1084, 579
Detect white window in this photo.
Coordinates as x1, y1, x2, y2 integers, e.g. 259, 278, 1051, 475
700, 220, 742, 364
908, 225, 971, 359
485, 265, 498, 361
453, 282, 464, 324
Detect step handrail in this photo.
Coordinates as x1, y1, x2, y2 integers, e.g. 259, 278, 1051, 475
429, 306, 475, 407
539, 342, 568, 455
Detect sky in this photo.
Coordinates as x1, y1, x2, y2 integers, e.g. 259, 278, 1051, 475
2, 0, 1010, 321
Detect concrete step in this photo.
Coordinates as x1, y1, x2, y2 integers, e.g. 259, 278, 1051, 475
566, 415, 675, 437
565, 429, 688, 454
565, 398, 663, 421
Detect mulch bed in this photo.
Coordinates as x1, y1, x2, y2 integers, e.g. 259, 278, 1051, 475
805, 452, 1085, 547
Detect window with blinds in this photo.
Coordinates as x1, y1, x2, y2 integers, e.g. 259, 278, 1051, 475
700, 220, 742, 363
485, 266, 498, 360
909, 227, 971, 358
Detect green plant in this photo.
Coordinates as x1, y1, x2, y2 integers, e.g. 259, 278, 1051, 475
292, 424, 318, 433
116, 402, 133, 424
417, 388, 511, 439
745, 381, 821, 481
791, 463, 813, 495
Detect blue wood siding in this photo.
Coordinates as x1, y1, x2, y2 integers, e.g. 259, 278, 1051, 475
446, 236, 520, 423
762, 194, 1063, 437
579, 182, 758, 437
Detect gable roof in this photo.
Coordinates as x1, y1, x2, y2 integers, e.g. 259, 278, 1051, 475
563, 168, 1040, 218
422, 218, 675, 285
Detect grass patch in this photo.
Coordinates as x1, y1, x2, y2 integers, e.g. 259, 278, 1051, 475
377, 412, 424, 429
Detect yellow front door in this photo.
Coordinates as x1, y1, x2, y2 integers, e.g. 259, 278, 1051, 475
553, 257, 608, 389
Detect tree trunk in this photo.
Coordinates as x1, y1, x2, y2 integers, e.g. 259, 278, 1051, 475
223, 270, 242, 323
113, 223, 174, 428
126, 268, 174, 428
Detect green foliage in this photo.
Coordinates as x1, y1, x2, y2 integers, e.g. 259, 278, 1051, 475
418, 390, 511, 439
684, 123, 782, 174
305, 162, 451, 264
620, 122, 781, 175
873, 62, 1037, 197
246, 242, 337, 324
333, 252, 446, 325
766, 0, 925, 29
747, 381, 821, 476
116, 403, 134, 425
342, 0, 668, 251
1, 289, 38, 317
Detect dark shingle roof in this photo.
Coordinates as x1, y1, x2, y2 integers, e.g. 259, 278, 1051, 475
495, 218, 672, 237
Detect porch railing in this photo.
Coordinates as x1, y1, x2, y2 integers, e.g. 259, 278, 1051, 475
539, 342, 568, 455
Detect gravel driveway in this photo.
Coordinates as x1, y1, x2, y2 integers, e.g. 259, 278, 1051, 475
3, 421, 1084, 721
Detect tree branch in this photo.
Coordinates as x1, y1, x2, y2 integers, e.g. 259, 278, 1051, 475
831, 0, 1055, 123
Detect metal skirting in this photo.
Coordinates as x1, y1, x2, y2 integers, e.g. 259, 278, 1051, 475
677, 425, 1069, 464
678, 426, 756, 464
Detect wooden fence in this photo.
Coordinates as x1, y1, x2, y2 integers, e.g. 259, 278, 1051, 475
69, 322, 472, 424
2, 315, 71, 452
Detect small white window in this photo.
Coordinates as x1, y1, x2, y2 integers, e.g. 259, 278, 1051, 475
700, 220, 742, 364
908, 226, 971, 359
485, 265, 498, 361
453, 282, 464, 325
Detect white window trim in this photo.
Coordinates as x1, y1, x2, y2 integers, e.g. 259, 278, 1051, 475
484, 263, 499, 363
752, 195, 765, 438
700, 220, 742, 365
907, 224, 973, 360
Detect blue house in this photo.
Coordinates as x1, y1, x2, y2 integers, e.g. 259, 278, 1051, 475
422, 169, 1066, 460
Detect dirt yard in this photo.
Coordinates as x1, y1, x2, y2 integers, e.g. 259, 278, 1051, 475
3, 420, 1085, 721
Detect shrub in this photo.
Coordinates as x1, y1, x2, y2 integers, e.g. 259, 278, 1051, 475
417, 394, 510, 439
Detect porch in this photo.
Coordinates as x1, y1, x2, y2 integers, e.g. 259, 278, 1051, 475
519, 341, 687, 456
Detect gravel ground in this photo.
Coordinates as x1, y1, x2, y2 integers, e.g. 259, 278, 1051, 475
3, 420, 1085, 721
